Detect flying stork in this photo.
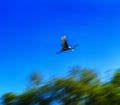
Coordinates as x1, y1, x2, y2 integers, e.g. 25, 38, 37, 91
56, 36, 79, 54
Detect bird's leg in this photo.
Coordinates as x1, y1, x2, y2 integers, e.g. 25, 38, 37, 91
72, 44, 79, 49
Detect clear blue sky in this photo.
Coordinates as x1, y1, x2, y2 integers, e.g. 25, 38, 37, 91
0, 0, 120, 95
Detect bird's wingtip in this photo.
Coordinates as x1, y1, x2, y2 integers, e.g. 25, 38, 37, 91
56, 51, 61, 54
61, 35, 66, 39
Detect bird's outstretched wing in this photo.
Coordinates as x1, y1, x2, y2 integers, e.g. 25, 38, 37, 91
61, 36, 69, 49
56, 51, 62, 54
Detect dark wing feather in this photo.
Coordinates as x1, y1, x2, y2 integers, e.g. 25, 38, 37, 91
56, 51, 62, 54
61, 36, 69, 49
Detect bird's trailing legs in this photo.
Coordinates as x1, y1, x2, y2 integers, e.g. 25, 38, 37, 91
72, 44, 79, 49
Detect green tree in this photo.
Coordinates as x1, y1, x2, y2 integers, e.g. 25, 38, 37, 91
2, 92, 17, 105
2, 67, 120, 105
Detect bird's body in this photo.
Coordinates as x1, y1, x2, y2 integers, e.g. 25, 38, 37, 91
56, 36, 79, 54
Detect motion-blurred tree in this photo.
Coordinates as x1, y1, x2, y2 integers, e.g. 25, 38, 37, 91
1, 67, 120, 105
2, 92, 17, 105
29, 72, 42, 87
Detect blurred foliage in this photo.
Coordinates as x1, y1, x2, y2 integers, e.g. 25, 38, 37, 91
1, 68, 120, 105
29, 72, 42, 87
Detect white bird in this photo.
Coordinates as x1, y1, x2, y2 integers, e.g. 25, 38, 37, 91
56, 36, 79, 54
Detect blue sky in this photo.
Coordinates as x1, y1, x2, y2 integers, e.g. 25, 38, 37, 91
0, 0, 120, 95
